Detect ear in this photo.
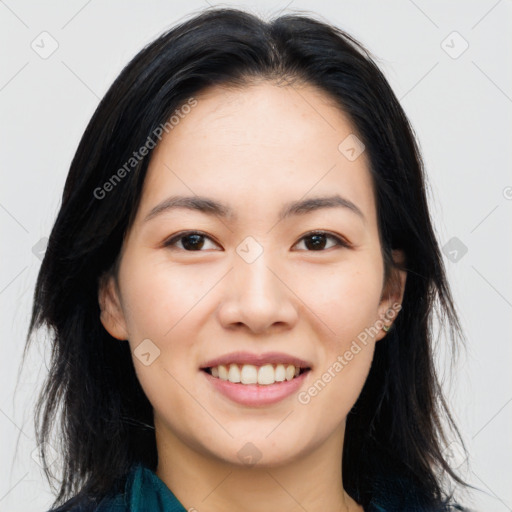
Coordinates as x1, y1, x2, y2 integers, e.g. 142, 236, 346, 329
98, 272, 129, 340
374, 249, 407, 342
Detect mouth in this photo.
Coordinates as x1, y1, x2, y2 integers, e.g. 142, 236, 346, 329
201, 363, 312, 407
201, 363, 311, 386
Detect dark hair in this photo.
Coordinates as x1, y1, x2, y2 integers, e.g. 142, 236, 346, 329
22, 6, 474, 511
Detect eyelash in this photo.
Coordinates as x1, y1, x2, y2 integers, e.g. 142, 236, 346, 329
162, 230, 351, 252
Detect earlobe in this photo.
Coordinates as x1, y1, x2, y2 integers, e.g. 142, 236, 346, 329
98, 272, 129, 340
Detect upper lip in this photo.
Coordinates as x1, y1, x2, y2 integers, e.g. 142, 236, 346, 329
200, 351, 312, 369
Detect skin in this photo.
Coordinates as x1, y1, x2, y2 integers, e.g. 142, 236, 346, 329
99, 81, 406, 512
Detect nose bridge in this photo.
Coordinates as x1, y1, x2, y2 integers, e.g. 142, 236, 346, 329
217, 241, 298, 333
238, 248, 280, 302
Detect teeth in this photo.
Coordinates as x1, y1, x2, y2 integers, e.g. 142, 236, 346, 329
257, 364, 275, 385
209, 363, 305, 385
218, 364, 228, 380
241, 364, 258, 384
274, 364, 286, 382
228, 364, 241, 383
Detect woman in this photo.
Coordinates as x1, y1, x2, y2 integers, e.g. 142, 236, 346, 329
24, 7, 474, 512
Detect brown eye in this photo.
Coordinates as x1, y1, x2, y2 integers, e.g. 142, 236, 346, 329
294, 231, 350, 251
163, 231, 220, 251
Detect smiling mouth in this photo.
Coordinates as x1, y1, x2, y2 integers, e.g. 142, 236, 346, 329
202, 363, 311, 386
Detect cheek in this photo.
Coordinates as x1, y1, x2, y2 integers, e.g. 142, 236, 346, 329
296, 257, 384, 343
295, 258, 382, 406
117, 256, 206, 423
119, 254, 211, 342
117, 254, 216, 395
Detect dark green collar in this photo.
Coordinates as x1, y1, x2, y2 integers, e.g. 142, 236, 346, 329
93, 462, 466, 512
125, 463, 187, 511
96, 463, 187, 511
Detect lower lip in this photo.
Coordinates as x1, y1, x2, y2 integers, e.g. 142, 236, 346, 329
201, 369, 310, 406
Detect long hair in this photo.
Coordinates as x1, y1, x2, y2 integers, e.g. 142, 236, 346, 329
22, 7, 472, 510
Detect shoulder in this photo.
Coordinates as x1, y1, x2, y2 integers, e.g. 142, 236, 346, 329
45, 465, 140, 512
44, 462, 186, 512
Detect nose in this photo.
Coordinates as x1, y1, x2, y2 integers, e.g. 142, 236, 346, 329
216, 251, 299, 335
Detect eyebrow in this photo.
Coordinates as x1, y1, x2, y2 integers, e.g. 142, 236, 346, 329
143, 194, 365, 224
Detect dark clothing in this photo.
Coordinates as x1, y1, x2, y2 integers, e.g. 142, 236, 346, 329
48, 462, 471, 512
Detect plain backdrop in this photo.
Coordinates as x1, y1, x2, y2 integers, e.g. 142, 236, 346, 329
1, 1, 511, 511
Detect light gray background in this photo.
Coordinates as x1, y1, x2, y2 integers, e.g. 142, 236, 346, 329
1, 1, 511, 511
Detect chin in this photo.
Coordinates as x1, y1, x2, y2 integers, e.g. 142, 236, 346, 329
205, 431, 311, 468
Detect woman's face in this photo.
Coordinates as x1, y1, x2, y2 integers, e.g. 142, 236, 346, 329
100, 81, 405, 467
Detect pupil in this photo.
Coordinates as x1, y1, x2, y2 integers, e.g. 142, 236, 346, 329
183, 234, 204, 250
306, 234, 326, 250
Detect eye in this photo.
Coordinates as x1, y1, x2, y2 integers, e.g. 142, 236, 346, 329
162, 231, 220, 251
162, 230, 350, 252
293, 231, 350, 251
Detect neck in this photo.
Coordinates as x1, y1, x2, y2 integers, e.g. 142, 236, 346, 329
154, 418, 363, 512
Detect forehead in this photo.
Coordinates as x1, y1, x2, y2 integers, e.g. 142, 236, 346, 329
136, 81, 376, 227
